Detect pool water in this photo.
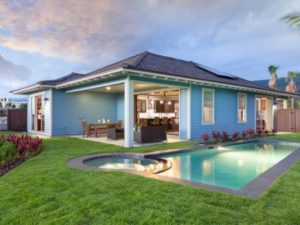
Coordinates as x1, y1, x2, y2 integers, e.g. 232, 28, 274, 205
158, 141, 298, 189
83, 157, 160, 172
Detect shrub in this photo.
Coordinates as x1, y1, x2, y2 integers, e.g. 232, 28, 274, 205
247, 129, 255, 138
0, 142, 17, 166
221, 131, 229, 142
242, 130, 247, 139
212, 131, 220, 142
256, 128, 262, 136
264, 130, 270, 136
271, 129, 277, 134
232, 132, 240, 140
201, 133, 210, 143
6, 135, 42, 156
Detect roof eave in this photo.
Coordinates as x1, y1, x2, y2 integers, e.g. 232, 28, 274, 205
10, 84, 54, 95
55, 68, 124, 89
124, 68, 300, 98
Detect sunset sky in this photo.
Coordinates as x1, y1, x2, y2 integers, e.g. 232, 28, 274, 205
0, 0, 299, 97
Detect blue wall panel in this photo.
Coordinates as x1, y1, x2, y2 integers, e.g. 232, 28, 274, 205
52, 90, 120, 135
117, 94, 124, 121
190, 85, 255, 139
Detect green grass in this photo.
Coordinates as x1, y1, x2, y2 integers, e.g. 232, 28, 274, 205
0, 134, 300, 224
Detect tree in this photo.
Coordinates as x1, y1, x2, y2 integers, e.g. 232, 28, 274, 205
282, 13, 300, 31
19, 103, 27, 110
5, 102, 11, 108
268, 65, 279, 89
0, 101, 2, 108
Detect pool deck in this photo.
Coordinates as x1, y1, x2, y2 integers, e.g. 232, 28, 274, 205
68, 139, 300, 199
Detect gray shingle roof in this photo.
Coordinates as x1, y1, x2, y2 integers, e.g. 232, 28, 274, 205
36, 51, 295, 95
38, 72, 85, 86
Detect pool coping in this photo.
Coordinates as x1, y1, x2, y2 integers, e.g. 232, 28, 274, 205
68, 139, 300, 199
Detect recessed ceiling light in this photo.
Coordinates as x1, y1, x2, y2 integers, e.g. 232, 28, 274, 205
106, 86, 111, 90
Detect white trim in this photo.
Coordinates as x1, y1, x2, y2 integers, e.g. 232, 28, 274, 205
254, 95, 257, 130
124, 77, 134, 147
202, 88, 215, 125
11, 84, 54, 95
187, 85, 192, 139
124, 69, 298, 98
49, 89, 53, 136
65, 79, 127, 93
28, 91, 46, 134
130, 75, 188, 88
237, 92, 247, 123
56, 68, 124, 88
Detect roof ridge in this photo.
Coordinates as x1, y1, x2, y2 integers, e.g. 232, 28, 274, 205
132, 51, 149, 68
145, 51, 196, 65
86, 51, 147, 75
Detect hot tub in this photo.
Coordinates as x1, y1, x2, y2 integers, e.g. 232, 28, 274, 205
68, 153, 171, 174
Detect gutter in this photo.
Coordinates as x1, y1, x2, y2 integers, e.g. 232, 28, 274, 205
10, 84, 54, 95
124, 68, 300, 98
11, 66, 300, 98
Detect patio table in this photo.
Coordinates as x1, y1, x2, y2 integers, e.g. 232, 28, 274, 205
93, 122, 117, 136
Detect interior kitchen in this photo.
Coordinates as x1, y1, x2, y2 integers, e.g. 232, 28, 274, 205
135, 89, 179, 134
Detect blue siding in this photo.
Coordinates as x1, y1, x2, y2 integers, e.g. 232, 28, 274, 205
52, 90, 120, 135
117, 94, 124, 121
191, 85, 255, 139
179, 88, 188, 139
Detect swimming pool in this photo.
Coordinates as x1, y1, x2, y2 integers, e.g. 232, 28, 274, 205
157, 141, 299, 190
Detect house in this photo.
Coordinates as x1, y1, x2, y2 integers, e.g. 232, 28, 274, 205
11, 51, 299, 147
0, 97, 27, 109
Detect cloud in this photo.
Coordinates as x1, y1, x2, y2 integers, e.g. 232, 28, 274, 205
0, 0, 299, 80
0, 54, 31, 96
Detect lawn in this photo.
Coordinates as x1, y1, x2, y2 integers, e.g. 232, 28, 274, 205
0, 134, 300, 225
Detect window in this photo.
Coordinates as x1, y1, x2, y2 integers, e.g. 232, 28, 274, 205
202, 89, 214, 124
238, 93, 247, 123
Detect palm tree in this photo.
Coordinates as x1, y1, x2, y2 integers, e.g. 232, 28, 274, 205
282, 13, 300, 30
268, 65, 279, 89
286, 71, 298, 93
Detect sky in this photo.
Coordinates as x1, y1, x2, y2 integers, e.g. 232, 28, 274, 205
0, 0, 299, 97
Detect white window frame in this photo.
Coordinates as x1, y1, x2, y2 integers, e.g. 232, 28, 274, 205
238, 92, 247, 123
202, 88, 215, 125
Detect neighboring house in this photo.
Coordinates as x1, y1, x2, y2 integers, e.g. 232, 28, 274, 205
0, 97, 27, 109
11, 51, 299, 147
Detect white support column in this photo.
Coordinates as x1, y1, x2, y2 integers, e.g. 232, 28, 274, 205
187, 85, 192, 139
124, 77, 134, 147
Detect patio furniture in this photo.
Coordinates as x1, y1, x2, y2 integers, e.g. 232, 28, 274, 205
150, 117, 160, 126
116, 120, 123, 128
107, 128, 124, 140
139, 119, 148, 127
95, 122, 117, 136
161, 117, 169, 128
134, 125, 167, 144
170, 118, 179, 132
82, 121, 97, 137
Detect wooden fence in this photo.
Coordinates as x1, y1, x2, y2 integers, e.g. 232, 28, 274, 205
7, 109, 27, 131
274, 109, 300, 132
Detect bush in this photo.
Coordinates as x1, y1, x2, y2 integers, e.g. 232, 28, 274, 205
0, 142, 17, 166
221, 131, 229, 142
201, 133, 209, 143
6, 135, 42, 155
212, 131, 220, 143
232, 132, 240, 140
